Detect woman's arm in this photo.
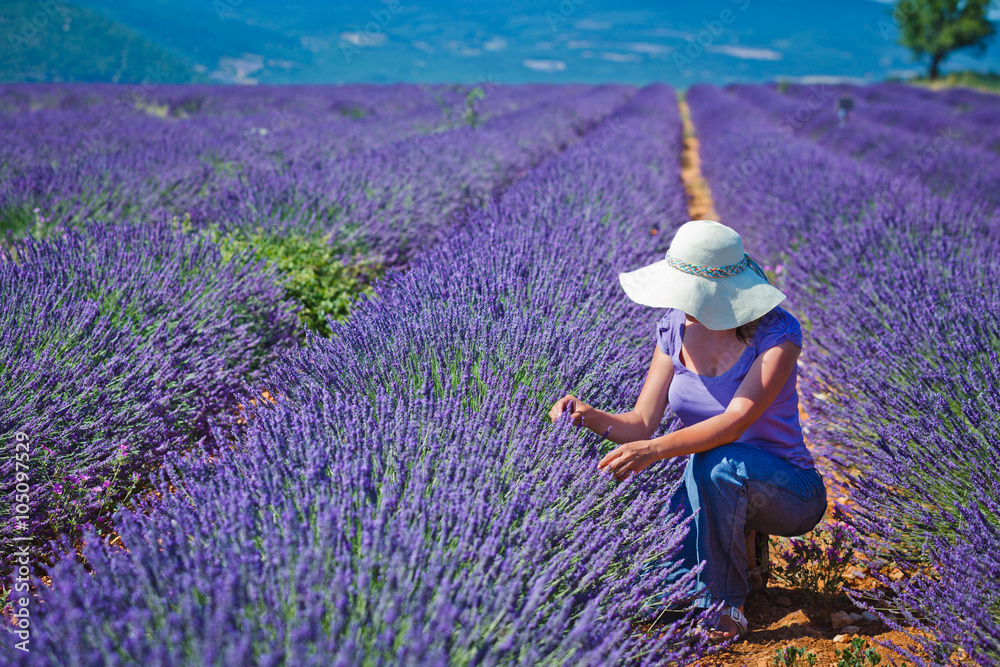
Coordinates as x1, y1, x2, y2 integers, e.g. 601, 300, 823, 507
598, 339, 800, 481
548, 343, 673, 443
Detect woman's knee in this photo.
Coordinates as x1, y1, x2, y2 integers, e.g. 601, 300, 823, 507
793, 474, 828, 535
781, 496, 828, 538
687, 443, 744, 487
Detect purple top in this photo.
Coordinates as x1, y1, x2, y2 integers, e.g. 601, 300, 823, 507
655, 306, 816, 470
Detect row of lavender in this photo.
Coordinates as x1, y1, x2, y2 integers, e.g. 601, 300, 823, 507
1, 82, 464, 232
0, 83, 586, 167
841, 82, 1000, 154
220, 84, 635, 266
2, 84, 722, 665
776, 81, 1000, 154
0, 82, 570, 118
0, 83, 606, 253
0, 85, 630, 565
726, 82, 1000, 213
688, 84, 1000, 665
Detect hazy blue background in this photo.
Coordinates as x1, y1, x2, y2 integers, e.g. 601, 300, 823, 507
4, 0, 1000, 85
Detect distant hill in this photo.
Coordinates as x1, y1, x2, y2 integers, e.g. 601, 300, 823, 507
67, 0, 307, 84
1, 1, 201, 83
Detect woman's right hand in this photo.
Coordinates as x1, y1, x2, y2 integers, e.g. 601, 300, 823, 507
549, 394, 592, 427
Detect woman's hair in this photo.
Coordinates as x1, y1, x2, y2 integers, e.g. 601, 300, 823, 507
735, 316, 763, 346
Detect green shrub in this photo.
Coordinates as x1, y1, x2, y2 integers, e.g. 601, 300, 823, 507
835, 637, 882, 667
773, 645, 818, 667
0, 204, 40, 244
338, 105, 368, 119
464, 86, 486, 128
209, 225, 385, 338
771, 505, 859, 597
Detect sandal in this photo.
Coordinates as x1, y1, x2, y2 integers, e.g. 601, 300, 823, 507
631, 590, 706, 627
707, 605, 749, 644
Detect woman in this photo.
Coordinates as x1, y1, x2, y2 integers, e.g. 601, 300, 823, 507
548, 220, 827, 642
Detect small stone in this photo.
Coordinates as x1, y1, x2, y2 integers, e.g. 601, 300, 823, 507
861, 611, 878, 622
842, 625, 861, 635
834, 633, 851, 643
888, 567, 905, 581
848, 612, 862, 623
757, 660, 770, 667
831, 610, 853, 630
774, 595, 792, 607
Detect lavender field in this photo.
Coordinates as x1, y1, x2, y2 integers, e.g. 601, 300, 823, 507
1, 80, 999, 665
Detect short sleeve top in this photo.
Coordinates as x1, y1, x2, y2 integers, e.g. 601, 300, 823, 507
654, 306, 815, 470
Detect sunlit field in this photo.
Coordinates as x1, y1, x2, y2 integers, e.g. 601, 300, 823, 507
2, 80, 998, 665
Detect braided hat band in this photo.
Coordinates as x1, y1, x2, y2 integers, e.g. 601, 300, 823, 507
664, 252, 771, 283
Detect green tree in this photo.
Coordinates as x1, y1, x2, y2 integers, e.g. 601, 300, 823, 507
893, 0, 997, 80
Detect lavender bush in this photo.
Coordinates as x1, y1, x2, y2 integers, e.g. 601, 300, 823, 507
3, 84, 722, 665
0, 218, 299, 568
771, 504, 858, 597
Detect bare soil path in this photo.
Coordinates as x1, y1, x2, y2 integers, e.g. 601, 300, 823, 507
678, 97, 718, 222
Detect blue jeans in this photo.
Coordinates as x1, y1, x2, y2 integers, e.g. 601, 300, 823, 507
645, 442, 827, 608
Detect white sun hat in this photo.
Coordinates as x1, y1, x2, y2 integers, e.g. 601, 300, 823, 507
618, 220, 786, 330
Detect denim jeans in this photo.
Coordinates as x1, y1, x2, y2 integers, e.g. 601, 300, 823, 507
644, 442, 827, 609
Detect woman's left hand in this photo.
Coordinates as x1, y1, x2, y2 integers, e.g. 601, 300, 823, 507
597, 440, 660, 482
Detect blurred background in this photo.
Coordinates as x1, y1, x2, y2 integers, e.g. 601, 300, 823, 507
3, 0, 1000, 86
